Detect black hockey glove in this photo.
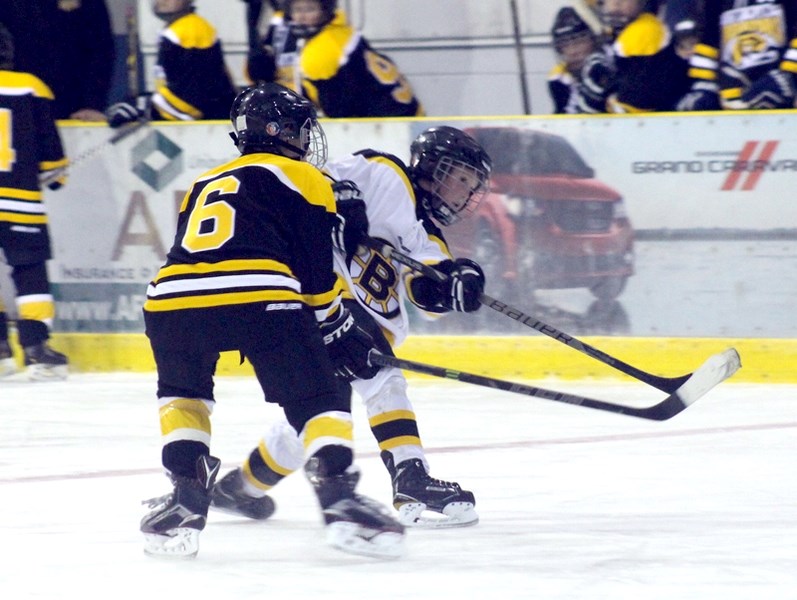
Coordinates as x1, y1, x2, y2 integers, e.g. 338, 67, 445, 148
331, 180, 369, 260
578, 51, 614, 112
676, 81, 721, 112
436, 258, 485, 313
739, 69, 796, 109
106, 95, 150, 129
320, 308, 380, 382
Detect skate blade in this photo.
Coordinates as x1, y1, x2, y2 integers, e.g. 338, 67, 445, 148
326, 521, 405, 559
143, 528, 200, 559
26, 363, 68, 382
397, 501, 479, 529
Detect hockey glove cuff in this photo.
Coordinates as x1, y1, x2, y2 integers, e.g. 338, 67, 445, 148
740, 69, 796, 110
677, 81, 721, 111
106, 95, 150, 129
320, 308, 380, 382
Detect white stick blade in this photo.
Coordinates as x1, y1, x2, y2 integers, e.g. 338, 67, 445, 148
674, 348, 741, 407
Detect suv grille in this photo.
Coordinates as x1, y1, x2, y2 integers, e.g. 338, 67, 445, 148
546, 200, 614, 233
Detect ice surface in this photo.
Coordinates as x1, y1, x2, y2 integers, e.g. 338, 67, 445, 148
1, 373, 795, 599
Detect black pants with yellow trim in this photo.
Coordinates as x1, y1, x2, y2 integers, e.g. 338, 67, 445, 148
145, 302, 350, 478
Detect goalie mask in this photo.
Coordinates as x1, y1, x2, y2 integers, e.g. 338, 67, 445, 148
230, 83, 327, 168
409, 127, 492, 226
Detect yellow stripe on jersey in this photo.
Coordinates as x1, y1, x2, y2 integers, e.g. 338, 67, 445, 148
0, 187, 42, 200
152, 259, 295, 283
0, 212, 47, 224
613, 13, 670, 58
0, 71, 55, 99
143, 288, 305, 312
40, 157, 69, 172
154, 84, 202, 120
165, 13, 219, 50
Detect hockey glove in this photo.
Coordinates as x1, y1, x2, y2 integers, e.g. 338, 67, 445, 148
436, 258, 485, 313
676, 81, 721, 111
320, 308, 380, 382
106, 95, 150, 128
578, 51, 614, 112
739, 69, 796, 110
331, 180, 369, 260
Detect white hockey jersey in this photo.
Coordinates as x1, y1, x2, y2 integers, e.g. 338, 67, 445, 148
324, 150, 452, 348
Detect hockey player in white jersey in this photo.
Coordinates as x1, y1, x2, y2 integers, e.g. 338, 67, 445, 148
210, 126, 493, 528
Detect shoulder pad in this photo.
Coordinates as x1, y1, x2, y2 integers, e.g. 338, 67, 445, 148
613, 13, 670, 58
165, 13, 219, 50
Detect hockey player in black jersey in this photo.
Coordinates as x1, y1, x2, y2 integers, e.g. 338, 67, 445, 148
548, 6, 615, 114
246, 0, 424, 117
140, 83, 404, 559
678, 0, 797, 110
211, 127, 494, 529
107, 0, 237, 126
0, 24, 70, 381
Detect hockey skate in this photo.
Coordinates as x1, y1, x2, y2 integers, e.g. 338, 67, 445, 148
305, 458, 405, 559
0, 340, 16, 378
381, 451, 478, 529
23, 342, 68, 381
141, 455, 221, 558
210, 468, 276, 520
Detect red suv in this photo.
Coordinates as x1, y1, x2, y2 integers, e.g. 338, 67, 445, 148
446, 126, 634, 300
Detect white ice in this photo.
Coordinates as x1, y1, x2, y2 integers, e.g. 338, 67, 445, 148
1, 372, 795, 599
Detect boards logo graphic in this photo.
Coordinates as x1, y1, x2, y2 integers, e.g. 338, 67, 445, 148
721, 141, 779, 192
631, 140, 797, 191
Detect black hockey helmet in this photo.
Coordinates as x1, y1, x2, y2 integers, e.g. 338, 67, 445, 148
0, 23, 13, 70
230, 82, 327, 168
409, 127, 492, 226
285, 0, 338, 38
551, 7, 594, 54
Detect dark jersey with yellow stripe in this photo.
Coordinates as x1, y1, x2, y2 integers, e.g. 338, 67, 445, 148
607, 12, 690, 112
299, 11, 423, 118
152, 12, 237, 121
688, 0, 797, 105
144, 153, 343, 322
0, 70, 67, 228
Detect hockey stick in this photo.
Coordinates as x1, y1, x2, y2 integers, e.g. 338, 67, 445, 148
246, 0, 265, 52
362, 237, 737, 393
41, 118, 149, 186
369, 348, 740, 421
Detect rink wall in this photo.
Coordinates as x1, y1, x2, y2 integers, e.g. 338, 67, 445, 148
1, 111, 795, 383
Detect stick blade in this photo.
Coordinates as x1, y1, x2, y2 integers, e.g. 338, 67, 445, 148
674, 348, 741, 407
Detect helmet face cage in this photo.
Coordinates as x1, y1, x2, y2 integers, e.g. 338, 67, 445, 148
426, 155, 490, 225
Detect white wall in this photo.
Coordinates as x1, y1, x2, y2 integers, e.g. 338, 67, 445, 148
135, 0, 577, 116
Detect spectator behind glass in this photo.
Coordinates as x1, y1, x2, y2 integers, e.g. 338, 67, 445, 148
0, 0, 114, 121
677, 1, 797, 111
246, 0, 424, 118
106, 0, 237, 127
601, 0, 690, 112
0, 23, 71, 381
547, 6, 615, 114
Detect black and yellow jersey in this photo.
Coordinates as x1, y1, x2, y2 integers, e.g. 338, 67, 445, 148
152, 12, 237, 121
688, 0, 797, 105
299, 11, 423, 118
607, 12, 690, 112
0, 70, 67, 227
144, 153, 344, 322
